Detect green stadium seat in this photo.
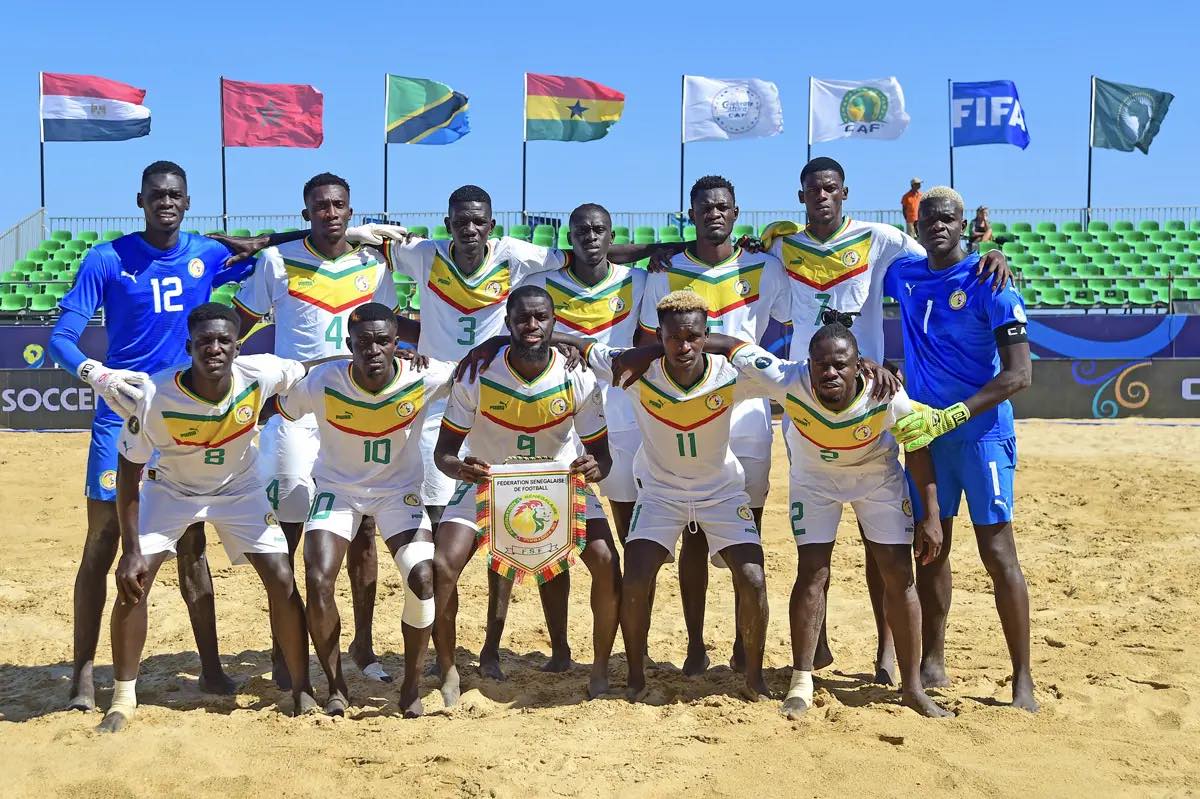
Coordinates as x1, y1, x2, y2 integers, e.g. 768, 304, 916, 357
557, 229, 571, 248
254, 228, 276, 236
1186, 263, 1200, 279
1069, 287, 1097, 306
991, 221, 1008, 234
1149, 230, 1172, 245
509, 224, 531, 241
407, 225, 429, 238
0, 270, 20, 285
1000, 242, 1025, 257
1116, 278, 1142, 292
1130, 263, 1158, 278
1, 294, 28, 312
1108, 241, 1132, 255
229, 228, 253, 237
732, 224, 755, 239
1175, 230, 1198, 243
1012, 252, 1036, 267
1190, 221, 1200, 233
493, 225, 505, 238
1146, 252, 1170, 269
102, 230, 123, 241
1098, 287, 1127, 306
1128, 287, 1164, 307
612, 226, 630, 239
1076, 262, 1102, 278
1164, 219, 1186, 232
1069, 232, 1094, 246
533, 224, 556, 239
1163, 241, 1186, 254
1062, 221, 1083, 234
633, 232, 657, 245
1138, 220, 1159, 233
51, 230, 72, 242
1177, 252, 1198, 266
683, 225, 697, 242
1100, 261, 1128, 277
1087, 220, 1109, 233
78, 230, 99, 243
1058, 277, 1085, 291
634, 225, 656, 241
978, 241, 999, 254
1019, 262, 1046, 277
1096, 231, 1120, 245
1054, 243, 1081, 256
1085, 277, 1111, 291
282, 227, 300, 233
65, 239, 88, 254
432, 225, 452, 241
204, 229, 224, 236
1020, 287, 1040, 306
1122, 230, 1148, 244
1189, 242, 1200, 256
1093, 253, 1117, 267
1133, 242, 1157, 257
13, 283, 39, 298
1027, 242, 1052, 256
1043, 232, 1068, 245
408, 289, 421, 312
1113, 220, 1134, 233
1081, 243, 1106, 257
1038, 286, 1069, 307
1047, 263, 1075, 279
1035, 221, 1056, 234
532, 233, 555, 248
41, 239, 63, 253
1144, 277, 1171, 292
29, 294, 57, 313
612, 235, 631, 245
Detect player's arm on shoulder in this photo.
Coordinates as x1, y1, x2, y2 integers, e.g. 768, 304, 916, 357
501, 236, 567, 278
231, 249, 280, 337
609, 240, 685, 269
573, 374, 611, 482
434, 381, 488, 483
723, 340, 797, 400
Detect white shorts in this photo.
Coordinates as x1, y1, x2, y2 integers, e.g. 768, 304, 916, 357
258, 415, 319, 524
304, 483, 431, 542
596, 428, 639, 503
441, 479, 608, 534
138, 477, 287, 565
788, 462, 914, 547
420, 396, 455, 507
627, 492, 760, 562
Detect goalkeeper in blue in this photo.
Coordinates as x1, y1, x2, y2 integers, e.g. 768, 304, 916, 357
886, 187, 1037, 712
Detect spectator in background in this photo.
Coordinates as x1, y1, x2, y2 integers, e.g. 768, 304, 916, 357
901, 178, 922, 236
969, 206, 993, 252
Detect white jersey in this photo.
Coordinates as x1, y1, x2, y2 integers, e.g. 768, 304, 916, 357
639, 246, 788, 444
730, 343, 914, 473
278, 357, 455, 496
524, 262, 645, 434
385, 237, 566, 362
763, 218, 924, 362
587, 342, 760, 501
119, 354, 306, 496
441, 346, 607, 466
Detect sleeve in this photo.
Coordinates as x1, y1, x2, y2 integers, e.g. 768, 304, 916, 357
500, 237, 567, 281
422, 359, 458, 403
877, 224, 926, 272
385, 239, 428, 281
58, 247, 108, 319
440, 376, 479, 436
116, 384, 156, 465
638, 273, 666, 334
277, 372, 315, 421
244, 353, 307, 398
765, 256, 791, 325
884, 385, 916, 428
572, 371, 608, 445
48, 308, 93, 374
727, 342, 801, 402
371, 261, 400, 312
582, 341, 619, 387
231, 249, 279, 318
982, 284, 1029, 345
203, 237, 255, 287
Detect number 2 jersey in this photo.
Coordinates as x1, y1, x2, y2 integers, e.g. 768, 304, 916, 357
440, 346, 607, 466
119, 354, 306, 496
278, 357, 455, 496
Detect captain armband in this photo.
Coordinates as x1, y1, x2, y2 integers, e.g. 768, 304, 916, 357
994, 322, 1028, 346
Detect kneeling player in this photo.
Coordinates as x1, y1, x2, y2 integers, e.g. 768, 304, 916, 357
277, 303, 453, 717
433, 286, 621, 703
709, 316, 950, 718
100, 304, 316, 732
585, 291, 770, 703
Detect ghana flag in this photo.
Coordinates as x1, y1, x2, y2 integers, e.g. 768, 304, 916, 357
525, 73, 624, 142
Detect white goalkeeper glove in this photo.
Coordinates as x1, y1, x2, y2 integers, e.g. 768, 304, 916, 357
77, 359, 148, 419
346, 224, 412, 246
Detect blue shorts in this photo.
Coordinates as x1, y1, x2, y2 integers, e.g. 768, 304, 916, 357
909, 436, 1016, 527
84, 407, 123, 502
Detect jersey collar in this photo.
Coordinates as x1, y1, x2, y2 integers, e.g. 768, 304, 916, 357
803, 216, 852, 245
661, 353, 711, 394
348, 358, 404, 396
503, 346, 556, 386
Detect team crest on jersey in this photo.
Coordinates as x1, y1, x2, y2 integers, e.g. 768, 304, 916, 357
853, 423, 872, 441
485, 281, 503, 297
736, 504, 754, 521
234, 404, 255, 424
354, 274, 371, 292
734, 278, 752, 296
396, 400, 416, 418
99, 470, 117, 490
404, 493, 422, 507
949, 290, 968, 310
188, 258, 205, 278
841, 250, 861, 267
705, 392, 725, 410
1013, 304, 1027, 323
901, 499, 912, 517
608, 295, 626, 313
549, 397, 569, 416
265, 512, 278, 526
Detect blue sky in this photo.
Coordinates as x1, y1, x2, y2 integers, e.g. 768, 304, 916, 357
2, 0, 1196, 225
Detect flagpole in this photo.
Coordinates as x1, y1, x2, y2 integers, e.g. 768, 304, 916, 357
219, 77, 228, 232
679, 74, 686, 215
383, 74, 389, 220
806, 77, 813, 164
1086, 74, 1096, 220
38, 72, 46, 210
947, 79, 956, 189
520, 73, 528, 223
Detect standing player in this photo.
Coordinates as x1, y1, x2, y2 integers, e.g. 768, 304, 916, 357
278, 303, 453, 717
432, 286, 620, 702
887, 187, 1036, 712
638, 176, 789, 677
701, 320, 951, 719
98, 303, 317, 732
584, 291, 770, 703
232, 173, 398, 685
49, 160, 247, 711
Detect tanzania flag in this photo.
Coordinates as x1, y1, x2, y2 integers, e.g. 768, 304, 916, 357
525, 73, 624, 142
385, 75, 469, 145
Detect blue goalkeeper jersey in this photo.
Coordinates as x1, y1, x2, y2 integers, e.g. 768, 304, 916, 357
885, 252, 1027, 443
57, 232, 249, 374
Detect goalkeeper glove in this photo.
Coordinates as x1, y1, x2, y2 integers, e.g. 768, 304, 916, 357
891, 401, 971, 452
346, 224, 411, 246
78, 359, 147, 420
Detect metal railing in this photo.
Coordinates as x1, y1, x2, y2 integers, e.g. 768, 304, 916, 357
1, 209, 46, 269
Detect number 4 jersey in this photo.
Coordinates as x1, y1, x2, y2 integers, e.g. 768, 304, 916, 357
278, 357, 455, 496
119, 354, 307, 496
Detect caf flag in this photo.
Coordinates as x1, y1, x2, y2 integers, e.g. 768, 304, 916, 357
221, 78, 323, 148
1092, 78, 1173, 154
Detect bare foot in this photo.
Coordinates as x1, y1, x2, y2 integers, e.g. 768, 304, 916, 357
96, 709, 130, 733
920, 659, 950, 689
780, 697, 809, 720
625, 677, 649, 703
873, 660, 897, 686
739, 674, 771, 701
399, 681, 423, 718
542, 650, 573, 673
587, 668, 610, 699
813, 641, 834, 671
682, 647, 710, 677
478, 651, 506, 681
272, 648, 292, 692
440, 665, 461, 707
67, 691, 96, 712
292, 691, 320, 716
902, 690, 953, 718
324, 692, 348, 717
1012, 673, 1039, 713
199, 670, 237, 695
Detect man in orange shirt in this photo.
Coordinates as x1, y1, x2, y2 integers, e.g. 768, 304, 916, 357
901, 178, 922, 236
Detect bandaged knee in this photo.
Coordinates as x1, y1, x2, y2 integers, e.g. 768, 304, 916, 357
394, 540, 435, 628
786, 670, 813, 707
109, 678, 138, 719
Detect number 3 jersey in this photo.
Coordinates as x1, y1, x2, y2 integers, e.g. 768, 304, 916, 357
119, 354, 306, 496
278, 357, 455, 496
440, 346, 607, 466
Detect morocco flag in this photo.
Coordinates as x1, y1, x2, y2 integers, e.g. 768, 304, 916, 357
221, 78, 323, 148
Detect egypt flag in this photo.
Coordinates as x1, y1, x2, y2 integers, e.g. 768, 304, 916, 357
525, 73, 624, 142
40, 72, 151, 142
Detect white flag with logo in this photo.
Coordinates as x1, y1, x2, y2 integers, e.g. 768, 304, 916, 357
809, 77, 910, 142
683, 76, 783, 142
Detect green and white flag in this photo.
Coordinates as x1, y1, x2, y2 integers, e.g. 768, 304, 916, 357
1092, 78, 1173, 154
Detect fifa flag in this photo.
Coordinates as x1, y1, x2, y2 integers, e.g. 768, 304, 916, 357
525, 73, 625, 142
683, 76, 783, 142
1092, 78, 1174, 155
386, 75, 469, 144
810, 77, 910, 142
951, 81, 1030, 149
40, 72, 150, 142
221, 78, 323, 148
